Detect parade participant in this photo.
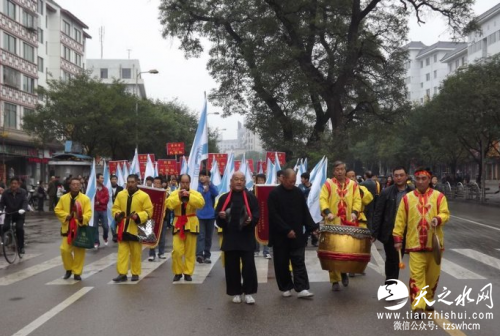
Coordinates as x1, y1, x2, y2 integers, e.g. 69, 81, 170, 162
299, 172, 317, 247
47, 176, 57, 211
372, 167, 413, 284
94, 173, 110, 249
255, 174, 266, 185
112, 174, 153, 282
268, 169, 318, 298
196, 170, 218, 264
145, 176, 154, 187
110, 174, 124, 243
54, 178, 92, 280
216, 171, 259, 304
361, 170, 378, 230
393, 167, 449, 318
0, 177, 28, 254
166, 174, 205, 282
319, 161, 362, 291
276, 170, 284, 184
148, 177, 169, 261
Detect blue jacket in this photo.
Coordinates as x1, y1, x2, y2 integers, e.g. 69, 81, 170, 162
196, 183, 219, 219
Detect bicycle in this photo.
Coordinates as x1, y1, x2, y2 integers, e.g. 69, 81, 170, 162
1, 209, 26, 264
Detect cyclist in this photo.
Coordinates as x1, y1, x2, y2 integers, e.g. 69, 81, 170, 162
0, 177, 28, 254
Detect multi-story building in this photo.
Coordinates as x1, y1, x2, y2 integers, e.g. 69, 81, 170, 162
217, 120, 264, 155
0, 0, 90, 184
87, 59, 148, 99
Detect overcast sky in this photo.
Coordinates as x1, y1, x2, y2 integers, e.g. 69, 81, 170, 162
57, 0, 495, 140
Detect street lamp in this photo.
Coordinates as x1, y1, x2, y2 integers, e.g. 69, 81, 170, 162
135, 69, 159, 149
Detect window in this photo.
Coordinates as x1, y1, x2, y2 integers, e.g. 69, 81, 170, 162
23, 43, 34, 62
455, 59, 459, 68
38, 56, 44, 72
434, 54, 437, 63
63, 46, 70, 60
23, 75, 35, 94
4, 103, 17, 129
420, 82, 423, 88
426, 73, 430, 81
434, 87, 438, 95
426, 58, 430, 66
434, 70, 437, 79
122, 68, 131, 79
22, 107, 34, 128
37, 0, 44, 15
420, 61, 423, 68
3, 66, 21, 89
4, 1, 16, 20
75, 53, 81, 67
426, 89, 430, 97
38, 28, 43, 43
61, 70, 70, 81
63, 20, 70, 36
74, 28, 82, 43
23, 10, 35, 29
3, 33, 16, 54
420, 98, 424, 104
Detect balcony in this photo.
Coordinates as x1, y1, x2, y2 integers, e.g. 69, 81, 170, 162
11, 0, 37, 13
0, 14, 37, 46
60, 58, 82, 76
0, 49, 38, 78
0, 84, 37, 108
60, 33, 84, 55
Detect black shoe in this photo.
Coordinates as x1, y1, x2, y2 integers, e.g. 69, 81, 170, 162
341, 273, 349, 287
112, 236, 118, 243
173, 274, 182, 282
113, 274, 127, 282
184, 274, 192, 281
196, 256, 204, 264
63, 271, 72, 280
204, 258, 212, 264
74, 274, 82, 281
19, 247, 25, 255
131, 275, 139, 282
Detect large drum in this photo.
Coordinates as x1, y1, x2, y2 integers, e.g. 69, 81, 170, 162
317, 225, 372, 273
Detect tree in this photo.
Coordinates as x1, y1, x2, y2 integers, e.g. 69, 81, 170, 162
159, 0, 473, 155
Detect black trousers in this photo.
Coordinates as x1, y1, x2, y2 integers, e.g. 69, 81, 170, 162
224, 250, 258, 296
2, 214, 25, 249
383, 235, 405, 281
273, 245, 309, 292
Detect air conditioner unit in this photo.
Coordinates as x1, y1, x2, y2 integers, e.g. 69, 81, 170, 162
26, 26, 36, 33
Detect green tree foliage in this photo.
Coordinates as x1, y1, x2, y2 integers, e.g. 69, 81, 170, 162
23, 73, 219, 159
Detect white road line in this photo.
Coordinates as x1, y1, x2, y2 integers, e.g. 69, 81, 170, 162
11, 287, 93, 336
453, 249, 500, 271
441, 258, 485, 279
255, 257, 269, 283
109, 253, 171, 285
47, 253, 118, 285
371, 244, 386, 275
0, 254, 41, 270
305, 250, 330, 282
451, 215, 500, 232
367, 262, 385, 276
173, 252, 221, 285
0, 257, 62, 286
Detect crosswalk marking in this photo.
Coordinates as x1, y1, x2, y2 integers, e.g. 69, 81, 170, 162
0, 253, 41, 270
452, 249, 500, 271
0, 257, 61, 286
305, 250, 330, 282
173, 252, 221, 285
255, 257, 269, 283
47, 253, 118, 285
109, 253, 171, 285
370, 244, 385, 276
440, 258, 485, 279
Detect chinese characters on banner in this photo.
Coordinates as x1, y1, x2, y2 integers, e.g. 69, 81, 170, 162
166, 142, 185, 156
109, 160, 129, 175
138, 154, 155, 178
207, 153, 228, 175
266, 151, 286, 166
157, 159, 178, 176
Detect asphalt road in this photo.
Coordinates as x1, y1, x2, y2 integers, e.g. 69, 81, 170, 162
0, 201, 498, 336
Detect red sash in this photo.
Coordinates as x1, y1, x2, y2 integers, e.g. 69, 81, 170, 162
174, 203, 197, 240
67, 218, 77, 244
220, 190, 252, 221
117, 219, 125, 242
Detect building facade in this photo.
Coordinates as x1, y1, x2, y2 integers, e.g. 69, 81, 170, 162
217, 120, 264, 155
0, 0, 90, 184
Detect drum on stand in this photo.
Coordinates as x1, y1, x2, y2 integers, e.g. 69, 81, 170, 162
317, 225, 372, 273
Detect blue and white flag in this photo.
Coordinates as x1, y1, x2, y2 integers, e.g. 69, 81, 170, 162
295, 160, 305, 187
218, 152, 234, 196
274, 152, 282, 172
85, 159, 97, 226
103, 162, 115, 231
154, 161, 159, 177
180, 156, 188, 174
302, 158, 308, 172
187, 98, 209, 190
238, 154, 254, 191
309, 156, 325, 182
143, 155, 155, 185
307, 157, 328, 223
293, 158, 300, 171
258, 162, 264, 174
116, 163, 125, 188
265, 157, 276, 185
122, 161, 130, 183
130, 148, 141, 180
210, 157, 222, 190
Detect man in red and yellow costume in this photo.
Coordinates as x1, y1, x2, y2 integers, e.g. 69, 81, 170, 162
319, 161, 362, 291
393, 167, 449, 318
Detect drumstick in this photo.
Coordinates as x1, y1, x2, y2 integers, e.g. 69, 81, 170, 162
398, 249, 405, 269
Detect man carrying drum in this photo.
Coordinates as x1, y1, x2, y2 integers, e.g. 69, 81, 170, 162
319, 161, 362, 291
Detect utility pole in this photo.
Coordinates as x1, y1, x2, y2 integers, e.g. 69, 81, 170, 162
99, 26, 105, 59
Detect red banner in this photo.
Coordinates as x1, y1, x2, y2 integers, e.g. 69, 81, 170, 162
266, 151, 286, 166
207, 153, 228, 175
109, 160, 128, 175
257, 161, 265, 173
255, 185, 275, 244
138, 154, 155, 178
138, 186, 167, 247
247, 159, 254, 173
157, 159, 178, 176
234, 160, 241, 172
166, 142, 185, 156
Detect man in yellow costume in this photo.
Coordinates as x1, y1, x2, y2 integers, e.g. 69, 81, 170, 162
112, 174, 153, 282
393, 167, 449, 318
55, 178, 92, 281
320, 161, 362, 291
167, 174, 205, 282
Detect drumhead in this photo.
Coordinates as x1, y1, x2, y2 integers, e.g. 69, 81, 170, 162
320, 225, 371, 239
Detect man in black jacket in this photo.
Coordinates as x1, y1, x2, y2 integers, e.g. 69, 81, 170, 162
268, 168, 318, 298
371, 166, 413, 284
0, 177, 28, 254
360, 170, 379, 230
216, 171, 260, 305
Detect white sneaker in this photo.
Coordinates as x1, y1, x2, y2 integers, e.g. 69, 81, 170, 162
264, 253, 272, 259
104, 240, 108, 246
232, 295, 242, 303
297, 290, 314, 298
282, 290, 292, 297
244, 295, 255, 304
94, 243, 99, 250
148, 256, 154, 262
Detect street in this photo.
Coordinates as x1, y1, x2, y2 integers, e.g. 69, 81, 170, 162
0, 201, 498, 336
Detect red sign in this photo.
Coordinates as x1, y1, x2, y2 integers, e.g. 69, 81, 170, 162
247, 159, 254, 173
266, 151, 286, 166
207, 153, 228, 175
166, 142, 185, 156
255, 185, 275, 244
157, 159, 178, 176
138, 186, 167, 248
27, 157, 49, 164
257, 161, 265, 173
234, 160, 241, 172
139, 154, 155, 178
109, 160, 128, 175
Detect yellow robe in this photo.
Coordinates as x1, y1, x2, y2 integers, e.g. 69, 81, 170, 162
358, 185, 374, 226
54, 192, 92, 276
